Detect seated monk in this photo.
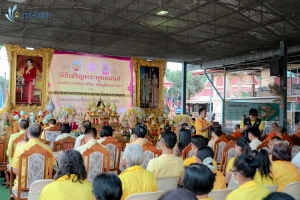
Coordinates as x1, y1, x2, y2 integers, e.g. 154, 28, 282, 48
231, 124, 243, 139
265, 122, 278, 141
295, 125, 300, 137
41, 119, 59, 140
10, 123, 56, 191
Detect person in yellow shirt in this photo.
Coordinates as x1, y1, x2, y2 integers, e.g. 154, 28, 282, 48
183, 163, 215, 200
183, 135, 206, 166
271, 142, 300, 192
119, 144, 157, 200
130, 125, 148, 146
226, 155, 270, 200
159, 188, 198, 200
39, 150, 93, 200
40, 119, 57, 140
10, 123, 55, 191
147, 131, 184, 178
240, 108, 265, 138
92, 173, 122, 200
265, 122, 278, 141
225, 137, 251, 184
250, 149, 274, 186
97, 125, 113, 144
196, 146, 226, 190
6, 119, 29, 162
55, 123, 76, 141
194, 109, 214, 142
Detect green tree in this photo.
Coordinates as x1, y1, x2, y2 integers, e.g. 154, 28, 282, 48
164, 70, 205, 100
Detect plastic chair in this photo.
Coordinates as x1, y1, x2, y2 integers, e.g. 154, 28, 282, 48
28, 179, 54, 200
265, 185, 278, 192
208, 189, 233, 200
156, 176, 181, 193
283, 182, 300, 200
125, 191, 164, 200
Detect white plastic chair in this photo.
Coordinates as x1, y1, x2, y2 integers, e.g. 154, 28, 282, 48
125, 191, 164, 200
266, 185, 278, 192
283, 182, 300, 200
28, 179, 54, 200
208, 189, 233, 200
156, 176, 181, 193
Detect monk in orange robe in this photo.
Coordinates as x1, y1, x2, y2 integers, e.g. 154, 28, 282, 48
231, 124, 243, 138
265, 122, 278, 141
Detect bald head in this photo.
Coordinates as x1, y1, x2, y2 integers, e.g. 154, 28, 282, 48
271, 122, 278, 131
28, 123, 42, 138
275, 126, 284, 137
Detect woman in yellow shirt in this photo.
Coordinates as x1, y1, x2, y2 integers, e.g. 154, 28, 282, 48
225, 137, 251, 183
250, 149, 274, 186
271, 142, 300, 192
226, 155, 270, 200
196, 146, 226, 190
183, 163, 214, 200
39, 150, 93, 200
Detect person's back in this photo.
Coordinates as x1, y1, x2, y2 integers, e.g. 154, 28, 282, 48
40, 150, 93, 200
147, 131, 184, 178
271, 142, 300, 191
55, 124, 75, 141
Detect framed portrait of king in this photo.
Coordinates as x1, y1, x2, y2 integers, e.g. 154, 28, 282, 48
132, 57, 166, 115
5, 44, 54, 112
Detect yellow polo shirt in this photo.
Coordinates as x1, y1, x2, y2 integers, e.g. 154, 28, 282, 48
10, 138, 55, 190
6, 130, 25, 162
132, 138, 147, 146
240, 119, 264, 131
213, 169, 226, 190
199, 198, 213, 200
147, 154, 184, 178
254, 172, 274, 186
272, 161, 300, 192
226, 157, 236, 173
119, 165, 157, 200
184, 155, 218, 169
226, 180, 270, 200
195, 118, 209, 138
39, 174, 93, 200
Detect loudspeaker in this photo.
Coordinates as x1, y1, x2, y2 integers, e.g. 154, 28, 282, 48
269, 57, 281, 76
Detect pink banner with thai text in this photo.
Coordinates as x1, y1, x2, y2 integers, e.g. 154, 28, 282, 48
49, 51, 133, 116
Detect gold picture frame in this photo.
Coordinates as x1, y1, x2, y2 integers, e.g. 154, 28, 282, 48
132, 57, 167, 115
5, 44, 54, 112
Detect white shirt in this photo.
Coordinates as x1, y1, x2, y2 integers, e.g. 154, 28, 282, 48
249, 139, 262, 150
74, 134, 84, 149
292, 152, 300, 171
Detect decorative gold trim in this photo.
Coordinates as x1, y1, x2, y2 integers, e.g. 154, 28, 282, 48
5, 44, 54, 112
131, 57, 167, 116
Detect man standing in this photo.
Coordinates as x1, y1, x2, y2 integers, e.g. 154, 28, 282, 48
6, 119, 29, 162
141, 72, 151, 107
194, 108, 214, 144
147, 131, 184, 178
10, 123, 55, 191
240, 108, 264, 140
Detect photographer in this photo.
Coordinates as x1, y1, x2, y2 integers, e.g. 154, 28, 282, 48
240, 108, 264, 141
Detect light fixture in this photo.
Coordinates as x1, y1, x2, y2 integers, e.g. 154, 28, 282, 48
156, 5, 168, 15
26, 47, 34, 50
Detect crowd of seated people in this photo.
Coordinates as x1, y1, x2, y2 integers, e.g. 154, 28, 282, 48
2, 106, 300, 200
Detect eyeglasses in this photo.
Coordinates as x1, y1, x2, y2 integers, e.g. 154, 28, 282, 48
229, 169, 239, 175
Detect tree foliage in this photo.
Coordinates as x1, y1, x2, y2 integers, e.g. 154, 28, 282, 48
165, 70, 205, 100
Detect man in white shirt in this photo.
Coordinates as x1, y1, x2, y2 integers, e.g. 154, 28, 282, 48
73, 121, 91, 149
248, 127, 262, 150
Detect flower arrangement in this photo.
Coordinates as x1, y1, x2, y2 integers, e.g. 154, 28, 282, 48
54, 105, 77, 118
172, 114, 192, 127
127, 107, 147, 120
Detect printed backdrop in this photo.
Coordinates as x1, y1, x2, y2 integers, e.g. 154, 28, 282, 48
49, 51, 133, 116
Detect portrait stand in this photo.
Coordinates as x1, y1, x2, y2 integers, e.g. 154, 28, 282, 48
5, 44, 54, 112
132, 57, 167, 115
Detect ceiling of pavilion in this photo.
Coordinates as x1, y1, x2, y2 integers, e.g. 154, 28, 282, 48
0, 0, 300, 64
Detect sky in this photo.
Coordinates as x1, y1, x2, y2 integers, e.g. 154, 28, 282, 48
0, 47, 182, 78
